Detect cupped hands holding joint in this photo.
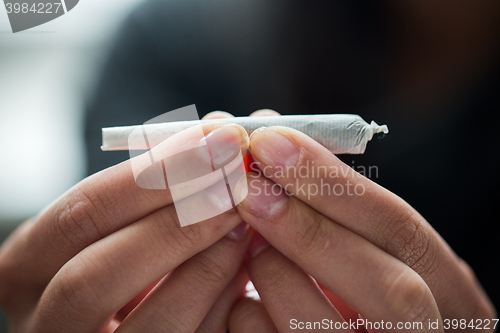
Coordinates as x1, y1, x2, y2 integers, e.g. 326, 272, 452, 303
0, 110, 495, 333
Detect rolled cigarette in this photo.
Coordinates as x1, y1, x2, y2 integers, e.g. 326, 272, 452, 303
101, 114, 388, 155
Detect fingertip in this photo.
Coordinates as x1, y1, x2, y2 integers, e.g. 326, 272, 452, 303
249, 109, 281, 117
201, 123, 250, 158
202, 111, 235, 120
204, 123, 249, 147
237, 174, 289, 219
249, 127, 301, 170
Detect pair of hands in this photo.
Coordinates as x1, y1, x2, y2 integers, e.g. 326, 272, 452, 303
0, 110, 495, 332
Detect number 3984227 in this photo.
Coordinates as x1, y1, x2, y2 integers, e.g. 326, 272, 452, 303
5, 3, 62, 14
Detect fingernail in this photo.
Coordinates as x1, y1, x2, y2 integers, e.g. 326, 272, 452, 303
232, 172, 249, 206
204, 180, 234, 212
202, 124, 245, 145
249, 233, 270, 258
249, 126, 267, 140
226, 222, 250, 242
199, 124, 248, 168
250, 128, 300, 169
242, 177, 288, 218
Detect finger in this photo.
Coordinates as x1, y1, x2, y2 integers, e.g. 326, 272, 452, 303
32, 200, 244, 332
115, 225, 251, 333
317, 283, 366, 333
196, 263, 249, 333
248, 126, 495, 321
249, 109, 281, 117
244, 110, 281, 173
202, 111, 235, 119
236, 174, 442, 330
247, 233, 352, 333
204, 109, 281, 120
0, 124, 249, 293
228, 298, 278, 333
114, 280, 160, 322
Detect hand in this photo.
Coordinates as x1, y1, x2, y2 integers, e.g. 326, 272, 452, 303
0, 121, 251, 333
228, 233, 355, 333
231, 122, 496, 332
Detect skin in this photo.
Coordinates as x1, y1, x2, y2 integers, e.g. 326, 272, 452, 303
0, 108, 496, 332
0, 107, 497, 332
225, 112, 497, 332
0, 114, 253, 332
0, 106, 497, 333
2, 1, 498, 331
202, 110, 496, 332
0, 111, 275, 333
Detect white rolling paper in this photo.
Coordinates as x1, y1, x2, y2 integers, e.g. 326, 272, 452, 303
101, 114, 388, 155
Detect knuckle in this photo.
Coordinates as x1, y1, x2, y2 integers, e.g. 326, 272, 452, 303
175, 224, 201, 250
54, 187, 105, 249
384, 270, 433, 322
56, 274, 82, 312
384, 210, 436, 276
162, 208, 201, 250
189, 253, 228, 292
153, 206, 204, 258
256, 258, 292, 296
230, 298, 262, 327
292, 210, 330, 258
53, 264, 103, 319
